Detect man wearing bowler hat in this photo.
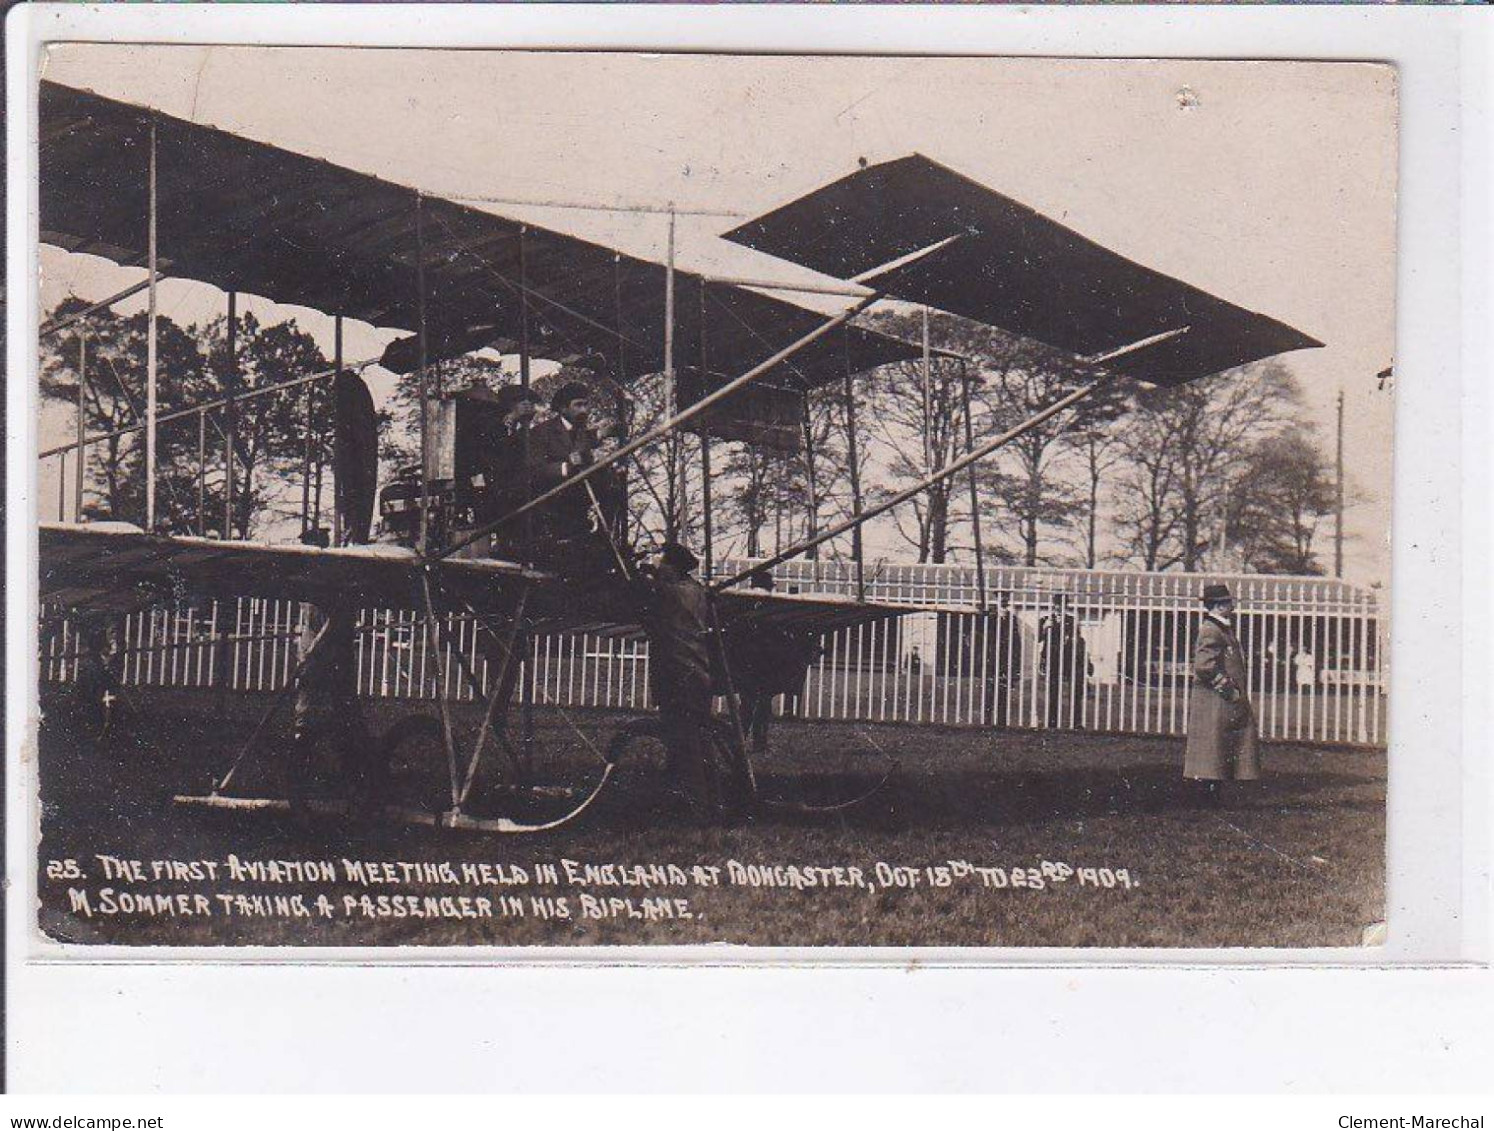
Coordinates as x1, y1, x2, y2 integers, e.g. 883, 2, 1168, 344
1185, 582, 1260, 801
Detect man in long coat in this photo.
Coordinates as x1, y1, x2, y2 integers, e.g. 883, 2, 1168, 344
1184, 582, 1261, 794
632, 542, 726, 815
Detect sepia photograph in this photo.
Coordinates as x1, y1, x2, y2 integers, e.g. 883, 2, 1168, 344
27, 46, 1396, 950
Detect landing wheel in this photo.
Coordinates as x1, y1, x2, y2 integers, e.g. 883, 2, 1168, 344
605, 714, 752, 818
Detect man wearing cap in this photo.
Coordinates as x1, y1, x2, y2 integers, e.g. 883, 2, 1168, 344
528, 381, 612, 488
632, 541, 723, 814
525, 380, 623, 565
1184, 582, 1260, 798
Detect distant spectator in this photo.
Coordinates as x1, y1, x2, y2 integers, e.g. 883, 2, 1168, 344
981, 593, 1023, 729
1293, 647, 1316, 692
1040, 595, 1090, 729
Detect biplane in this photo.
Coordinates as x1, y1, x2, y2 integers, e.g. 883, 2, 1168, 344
35, 80, 1321, 831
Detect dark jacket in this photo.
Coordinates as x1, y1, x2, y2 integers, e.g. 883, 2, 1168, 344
981, 611, 1024, 685
730, 624, 822, 698
527, 415, 600, 487
1040, 615, 1089, 684
633, 564, 713, 708
474, 420, 535, 525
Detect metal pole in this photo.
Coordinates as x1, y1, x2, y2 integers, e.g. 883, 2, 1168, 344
842, 329, 866, 602
961, 363, 988, 611
196, 408, 206, 535
664, 206, 679, 540
331, 316, 343, 546
223, 291, 237, 540
518, 225, 534, 566
58, 452, 67, 521
698, 279, 714, 578
312, 455, 324, 533
145, 118, 159, 532
921, 306, 933, 481
613, 252, 634, 556
700, 435, 714, 577
416, 193, 431, 555
75, 328, 87, 521
300, 380, 315, 537
436, 291, 883, 562
713, 326, 1190, 591
801, 394, 819, 561
513, 198, 536, 781
300, 380, 313, 538
1334, 387, 1345, 578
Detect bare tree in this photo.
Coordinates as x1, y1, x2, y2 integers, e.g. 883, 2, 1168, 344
968, 332, 1128, 567
1072, 422, 1131, 568
1112, 360, 1300, 572
1111, 402, 1185, 570
862, 310, 983, 564
1226, 425, 1337, 574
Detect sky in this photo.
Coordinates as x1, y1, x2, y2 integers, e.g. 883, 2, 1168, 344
36, 46, 1397, 586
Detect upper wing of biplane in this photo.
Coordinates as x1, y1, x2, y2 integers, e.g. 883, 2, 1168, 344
39, 524, 909, 640
723, 154, 1323, 386
40, 81, 924, 448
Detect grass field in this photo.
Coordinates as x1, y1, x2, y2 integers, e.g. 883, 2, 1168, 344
34, 687, 1385, 949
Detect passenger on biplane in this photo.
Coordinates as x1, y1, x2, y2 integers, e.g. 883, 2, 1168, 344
523, 380, 627, 577
465, 384, 541, 557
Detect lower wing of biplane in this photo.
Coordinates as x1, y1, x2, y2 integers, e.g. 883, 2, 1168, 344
38, 522, 909, 639
38, 521, 915, 831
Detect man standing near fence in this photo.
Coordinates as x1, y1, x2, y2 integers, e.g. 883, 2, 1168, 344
982, 592, 1023, 728
1184, 582, 1260, 803
731, 568, 822, 753
1040, 595, 1089, 729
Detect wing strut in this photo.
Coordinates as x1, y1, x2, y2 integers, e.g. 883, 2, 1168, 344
712, 325, 1190, 591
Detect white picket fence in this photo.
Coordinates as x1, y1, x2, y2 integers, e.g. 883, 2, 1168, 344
40, 561, 1388, 747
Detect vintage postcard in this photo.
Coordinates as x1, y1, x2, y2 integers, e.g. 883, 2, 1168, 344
28, 47, 1396, 949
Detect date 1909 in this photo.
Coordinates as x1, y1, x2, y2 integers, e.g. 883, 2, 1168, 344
874, 861, 1136, 891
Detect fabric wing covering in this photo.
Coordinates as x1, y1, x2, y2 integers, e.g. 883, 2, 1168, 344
723, 154, 1322, 386
39, 524, 907, 641
39, 81, 922, 446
